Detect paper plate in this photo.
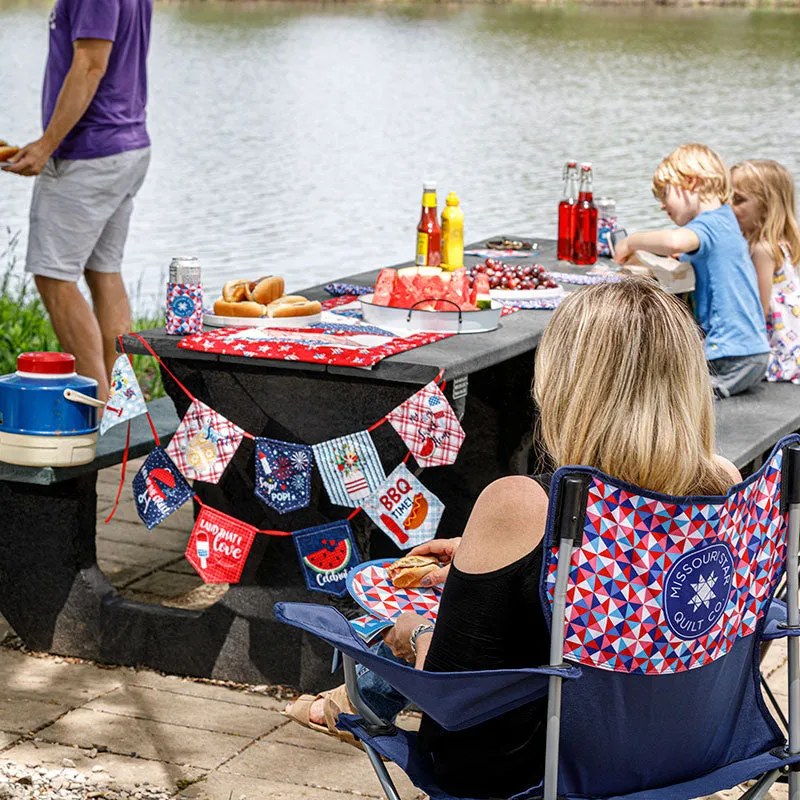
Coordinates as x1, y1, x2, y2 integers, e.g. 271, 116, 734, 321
203, 311, 322, 329
490, 284, 563, 300
347, 558, 442, 623
359, 294, 502, 334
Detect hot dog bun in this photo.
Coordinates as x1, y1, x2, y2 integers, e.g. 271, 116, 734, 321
386, 554, 438, 589
248, 276, 285, 306
222, 279, 249, 303
266, 296, 322, 319
213, 298, 267, 318
0, 146, 19, 163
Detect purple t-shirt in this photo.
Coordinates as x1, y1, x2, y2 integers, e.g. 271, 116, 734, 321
43, 0, 152, 159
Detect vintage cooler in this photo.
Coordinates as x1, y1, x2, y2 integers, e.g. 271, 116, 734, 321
0, 352, 100, 467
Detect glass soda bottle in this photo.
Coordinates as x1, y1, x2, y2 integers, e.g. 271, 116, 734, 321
573, 163, 598, 265
416, 181, 442, 267
557, 161, 578, 262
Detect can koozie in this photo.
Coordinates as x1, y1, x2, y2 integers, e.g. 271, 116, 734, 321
361, 463, 444, 549
166, 282, 204, 335
387, 381, 465, 467
100, 355, 147, 435
254, 438, 314, 514
186, 506, 257, 584
311, 430, 386, 508
132, 447, 194, 529
293, 520, 361, 597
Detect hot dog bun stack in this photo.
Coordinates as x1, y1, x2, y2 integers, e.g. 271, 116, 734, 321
212, 275, 320, 319
386, 554, 439, 589
0, 143, 20, 162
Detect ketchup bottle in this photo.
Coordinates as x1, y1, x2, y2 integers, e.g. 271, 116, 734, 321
573, 163, 598, 265
557, 161, 578, 262
416, 181, 442, 267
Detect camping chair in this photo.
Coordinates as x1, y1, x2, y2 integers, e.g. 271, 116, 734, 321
276, 434, 800, 800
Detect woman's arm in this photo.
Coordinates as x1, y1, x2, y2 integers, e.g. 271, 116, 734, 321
751, 241, 777, 320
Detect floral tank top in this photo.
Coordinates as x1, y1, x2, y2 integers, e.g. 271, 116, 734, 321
766, 244, 800, 384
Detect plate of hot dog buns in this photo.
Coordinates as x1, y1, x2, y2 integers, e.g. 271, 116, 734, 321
206, 276, 323, 328
0, 140, 20, 168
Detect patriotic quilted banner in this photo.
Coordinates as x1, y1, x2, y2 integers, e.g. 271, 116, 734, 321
387, 381, 465, 467
166, 399, 245, 484
254, 438, 313, 514
294, 520, 361, 597
186, 505, 257, 584
132, 447, 193, 529
544, 446, 788, 675
361, 463, 444, 549
312, 430, 386, 508
100, 355, 147, 435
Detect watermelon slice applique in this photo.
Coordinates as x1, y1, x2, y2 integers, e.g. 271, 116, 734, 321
293, 520, 361, 597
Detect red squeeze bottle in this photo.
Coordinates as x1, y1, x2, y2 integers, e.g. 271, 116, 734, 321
557, 161, 579, 261
573, 163, 598, 265
416, 181, 442, 267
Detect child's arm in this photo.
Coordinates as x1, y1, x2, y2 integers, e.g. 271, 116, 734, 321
751, 241, 775, 320
613, 228, 700, 264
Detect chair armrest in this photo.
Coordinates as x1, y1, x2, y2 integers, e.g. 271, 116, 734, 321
763, 599, 800, 640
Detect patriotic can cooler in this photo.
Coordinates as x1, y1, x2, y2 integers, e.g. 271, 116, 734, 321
166, 280, 204, 335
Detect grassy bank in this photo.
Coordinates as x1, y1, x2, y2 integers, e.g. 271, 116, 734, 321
1, 229, 165, 400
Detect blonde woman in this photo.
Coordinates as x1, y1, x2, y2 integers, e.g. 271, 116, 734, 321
731, 159, 800, 384
287, 278, 741, 799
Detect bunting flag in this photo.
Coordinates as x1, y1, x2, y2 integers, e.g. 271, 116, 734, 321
312, 430, 386, 508
361, 463, 444, 549
166, 399, 245, 483
254, 438, 314, 514
100, 355, 147, 435
293, 520, 361, 597
387, 380, 465, 467
132, 447, 193, 529
186, 506, 257, 584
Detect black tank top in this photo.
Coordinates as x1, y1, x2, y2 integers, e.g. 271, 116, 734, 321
416, 474, 551, 799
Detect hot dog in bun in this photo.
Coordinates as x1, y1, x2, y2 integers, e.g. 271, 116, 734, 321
213, 298, 267, 317
266, 295, 322, 318
0, 144, 19, 163
386, 554, 439, 589
247, 276, 285, 306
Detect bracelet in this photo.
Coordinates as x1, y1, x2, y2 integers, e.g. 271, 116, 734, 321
410, 624, 435, 657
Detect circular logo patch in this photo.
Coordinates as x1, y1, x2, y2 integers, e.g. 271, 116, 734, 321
170, 295, 195, 318
663, 542, 734, 640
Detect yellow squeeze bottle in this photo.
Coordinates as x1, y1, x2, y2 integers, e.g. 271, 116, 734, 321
441, 192, 464, 271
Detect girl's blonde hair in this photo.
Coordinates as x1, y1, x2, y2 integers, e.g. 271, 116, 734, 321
651, 143, 731, 204
731, 159, 800, 268
534, 278, 731, 496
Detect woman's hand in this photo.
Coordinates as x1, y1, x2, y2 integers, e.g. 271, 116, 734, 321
612, 236, 634, 264
382, 612, 432, 663
407, 537, 461, 587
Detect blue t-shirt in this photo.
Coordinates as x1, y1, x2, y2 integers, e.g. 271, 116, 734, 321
679, 205, 769, 361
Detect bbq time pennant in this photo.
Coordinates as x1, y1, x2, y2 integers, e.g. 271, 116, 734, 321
132, 447, 193, 529
361, 463, 444, 550
293, 520, 361, 597
166, 399, 245, 484
100, 355, 147, 435
254, 438, 313, 514
186, 505, 257, 584
387, 380, 465, 467
312, 430, 386, 508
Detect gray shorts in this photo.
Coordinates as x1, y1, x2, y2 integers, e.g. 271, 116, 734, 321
708, 353, 769, 399
25, 147, 151, 282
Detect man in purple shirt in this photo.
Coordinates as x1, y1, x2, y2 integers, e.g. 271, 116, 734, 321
4, 0, 152, 399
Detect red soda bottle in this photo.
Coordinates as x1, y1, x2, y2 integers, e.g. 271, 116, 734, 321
557, 161, 578, 261
573, 163, 598, 265
416, 181, 442, 267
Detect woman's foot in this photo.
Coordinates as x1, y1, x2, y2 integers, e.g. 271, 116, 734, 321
285, 697, 326, 725
282, 684, 365, 752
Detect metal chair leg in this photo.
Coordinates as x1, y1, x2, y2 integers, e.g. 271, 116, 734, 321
739, 769, 781, 800
762, 673, 790, 732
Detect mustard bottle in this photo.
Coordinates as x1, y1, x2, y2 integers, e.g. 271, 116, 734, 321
441, 192, 464, 271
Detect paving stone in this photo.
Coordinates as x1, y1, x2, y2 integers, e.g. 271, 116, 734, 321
0, 732, 20, 748
38, 708, 248, 769
219, 739, 418, 797
3, 740, 205, 792
85, 685, 285, 738
162, 559, 201, 575
126, 571, 203, 598
99, 518, 191, 554
96, 539, 180, 568
0, 695, 72, 734
97, 558, 154, 588
105, 497, 194, 532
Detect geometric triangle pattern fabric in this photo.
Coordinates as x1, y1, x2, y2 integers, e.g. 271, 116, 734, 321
545, 447, 787, 675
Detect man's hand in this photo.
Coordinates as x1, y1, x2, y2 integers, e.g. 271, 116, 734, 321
5, 138, 54, 176
382, 612, 432, 663
407, 537, 461, 587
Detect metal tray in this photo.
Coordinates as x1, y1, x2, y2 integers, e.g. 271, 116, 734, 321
359, 294, 502, 334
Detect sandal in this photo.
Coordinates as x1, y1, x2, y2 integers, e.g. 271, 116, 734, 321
284, 683, 366, 752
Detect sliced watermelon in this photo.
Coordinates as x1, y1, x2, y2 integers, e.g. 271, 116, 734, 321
372, 268, 396, 306
388, 275, 418, 308
473, 274, 492, 309
303, 539, 351, 575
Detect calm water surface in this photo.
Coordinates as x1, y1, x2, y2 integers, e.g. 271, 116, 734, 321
1, 2, 799, 308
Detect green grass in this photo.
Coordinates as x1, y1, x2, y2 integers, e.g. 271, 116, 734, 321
1, 227, 165, 400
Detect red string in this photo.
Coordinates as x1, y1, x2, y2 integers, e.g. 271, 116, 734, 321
440, 380, 447, 392
435, 368, 445, 384
119, 335, 160, 447
257, 528, 294, 537
402, 451, 411, 464
367, 416, 387, 432
128, 332, 196, 403
104, 421, 131, 523
347, 506, 362, 520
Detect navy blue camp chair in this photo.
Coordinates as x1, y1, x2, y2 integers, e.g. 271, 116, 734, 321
276, 435, 800, 800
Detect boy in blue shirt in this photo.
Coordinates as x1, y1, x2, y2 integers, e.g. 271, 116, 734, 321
614, 143, 769, 399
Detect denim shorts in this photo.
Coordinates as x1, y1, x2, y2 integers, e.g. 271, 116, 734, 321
708, 353, 769, 399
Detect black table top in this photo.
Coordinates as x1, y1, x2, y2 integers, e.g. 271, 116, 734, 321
123, 237, 614, 385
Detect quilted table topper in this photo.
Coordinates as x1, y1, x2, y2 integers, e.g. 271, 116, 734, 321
166, 399, 245, 484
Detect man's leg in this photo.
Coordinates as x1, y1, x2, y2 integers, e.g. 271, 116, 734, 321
85, 270, 132, 382
34, 275, 110, 398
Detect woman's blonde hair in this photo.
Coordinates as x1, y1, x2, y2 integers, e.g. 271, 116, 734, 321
651, 143, 731, 205
533, 278, 731, 496
731, 159, 800, 268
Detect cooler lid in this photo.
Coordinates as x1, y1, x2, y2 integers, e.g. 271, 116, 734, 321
17, 352, 76, 375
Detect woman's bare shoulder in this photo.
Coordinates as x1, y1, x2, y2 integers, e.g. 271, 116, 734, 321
713, 454, 742, 485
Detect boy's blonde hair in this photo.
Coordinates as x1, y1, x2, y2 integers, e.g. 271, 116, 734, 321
534, 278, 731, 497
651, 143, 731, 205
731, 159, 800, 268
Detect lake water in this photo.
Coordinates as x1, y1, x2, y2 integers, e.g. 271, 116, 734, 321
1, 1, 799, 309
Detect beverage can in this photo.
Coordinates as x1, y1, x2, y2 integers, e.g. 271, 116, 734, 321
169, 256, 201, 284
165, 256, 203, 335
